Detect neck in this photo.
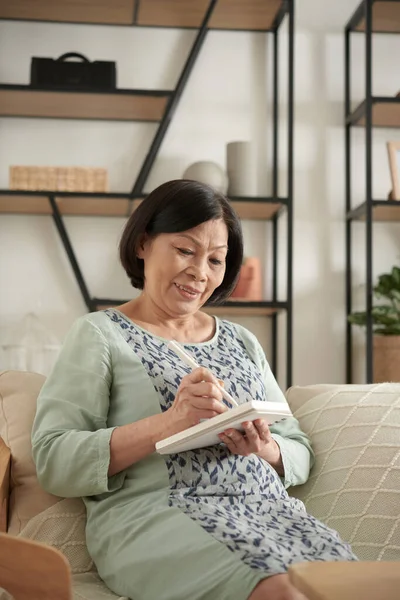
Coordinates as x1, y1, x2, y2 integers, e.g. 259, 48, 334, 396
123, 294, 204, 342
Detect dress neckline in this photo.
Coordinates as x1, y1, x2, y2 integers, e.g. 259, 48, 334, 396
106, 308, 220, 347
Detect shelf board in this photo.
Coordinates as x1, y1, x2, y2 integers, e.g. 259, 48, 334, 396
137, 0, 284, 31
202, 301, 287, 317
0, 191, 144, 217
350, 0, 400, 34
94, 298, 287, 316
229, 196, 287, 220
0, 0, 136, 25
0, 0, 286, 31
347, 200, 400, 222
0, 85, 170, 122
131, 196, 287, 220
0, 191, 287, 220
347, 97, 400, 128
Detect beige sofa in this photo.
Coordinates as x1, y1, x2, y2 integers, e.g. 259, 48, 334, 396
0, 370, 399, 599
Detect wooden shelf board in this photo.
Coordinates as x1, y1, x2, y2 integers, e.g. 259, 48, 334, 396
0, 194, 144, 217
0, 0, 285, 31
355, 1, 400, 33
348, 201, 400, 222
0, 87, 169, 122
203, 302, 286, 317
350, 98, 400, 128
230, 199, 285, 220
0, 0, 136, 26
137, 0, 283, 31
0, 192, 286, 220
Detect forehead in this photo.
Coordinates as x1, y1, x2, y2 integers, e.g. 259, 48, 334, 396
174, 219, 228, 244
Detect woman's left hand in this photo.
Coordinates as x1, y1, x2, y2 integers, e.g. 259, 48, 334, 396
218, 419, 284, 475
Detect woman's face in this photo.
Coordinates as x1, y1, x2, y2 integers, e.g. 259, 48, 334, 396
138, 219, 229, 317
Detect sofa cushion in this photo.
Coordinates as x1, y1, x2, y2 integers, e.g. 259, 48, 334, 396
288, 383, 400, 561
18, 497, 93, 574
0, 370, 60, 534
19, 498, 127, 599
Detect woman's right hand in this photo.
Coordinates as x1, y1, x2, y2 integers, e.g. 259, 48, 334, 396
164, 367, 228, 435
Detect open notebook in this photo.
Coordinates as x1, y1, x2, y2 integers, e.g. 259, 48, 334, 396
155, 400, 292, 454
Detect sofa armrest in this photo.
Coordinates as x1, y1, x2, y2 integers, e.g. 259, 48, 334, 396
289, 561, 400, 600
0, 533, 72, 599
0, 437, 10, 533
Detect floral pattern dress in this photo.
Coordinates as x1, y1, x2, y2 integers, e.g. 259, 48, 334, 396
105, 308, 356, 575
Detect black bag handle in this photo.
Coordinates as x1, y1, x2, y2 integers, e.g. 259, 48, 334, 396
57, 53, 90, 63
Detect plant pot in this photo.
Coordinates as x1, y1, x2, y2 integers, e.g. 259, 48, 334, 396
373, 335, 400, 382
230, 257, 262, 301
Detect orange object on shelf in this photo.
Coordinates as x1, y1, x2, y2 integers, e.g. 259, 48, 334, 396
230, 257, 262, 300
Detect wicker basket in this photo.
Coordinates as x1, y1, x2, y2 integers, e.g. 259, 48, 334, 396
9, 166, 108, 193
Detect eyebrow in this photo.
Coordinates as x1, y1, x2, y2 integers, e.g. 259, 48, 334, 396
175, 233, 228, 251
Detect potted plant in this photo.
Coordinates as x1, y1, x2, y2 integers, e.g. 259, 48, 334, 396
348, 265, 400, 382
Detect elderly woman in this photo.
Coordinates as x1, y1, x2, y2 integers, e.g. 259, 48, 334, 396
32, 180, 355, 600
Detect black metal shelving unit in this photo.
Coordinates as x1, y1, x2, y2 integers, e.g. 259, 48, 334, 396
0, 0, 295, 388
345, 0, 400, 383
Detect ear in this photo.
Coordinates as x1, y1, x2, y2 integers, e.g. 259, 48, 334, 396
136, 233, 149, 259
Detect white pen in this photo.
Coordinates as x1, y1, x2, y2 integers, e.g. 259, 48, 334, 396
167, 340, 239, 408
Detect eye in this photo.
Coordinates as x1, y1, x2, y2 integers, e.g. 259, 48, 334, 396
176, 247, 194, 256
210, 258, 223, 266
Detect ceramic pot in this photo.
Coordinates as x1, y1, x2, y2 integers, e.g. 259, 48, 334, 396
226, 141, 256, 196
183, 161, 228, 194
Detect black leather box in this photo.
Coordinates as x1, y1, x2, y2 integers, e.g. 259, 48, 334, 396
30, 53, 116, 91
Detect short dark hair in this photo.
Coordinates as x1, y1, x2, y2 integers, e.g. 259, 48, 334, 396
119, 179, 243, 305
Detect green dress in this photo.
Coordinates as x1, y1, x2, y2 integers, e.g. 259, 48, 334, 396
32, 310, 355, 600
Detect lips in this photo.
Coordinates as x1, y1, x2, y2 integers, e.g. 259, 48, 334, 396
174, 283, 202, 296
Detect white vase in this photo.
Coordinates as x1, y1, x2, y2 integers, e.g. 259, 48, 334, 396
183, 161, 228, 194
226, 141, 256, 197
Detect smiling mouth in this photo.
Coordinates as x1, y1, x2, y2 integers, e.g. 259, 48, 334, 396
174, 283, 201, 297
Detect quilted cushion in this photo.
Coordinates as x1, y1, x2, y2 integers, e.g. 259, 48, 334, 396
288, 383, 400, 561
18, 498, 93, 574
0, 370, 60, 534
19, 498, 127, 599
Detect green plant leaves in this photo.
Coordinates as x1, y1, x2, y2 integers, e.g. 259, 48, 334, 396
348, 265, 400, 335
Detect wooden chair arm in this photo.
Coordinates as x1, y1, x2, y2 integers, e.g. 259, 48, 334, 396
0, 437, 10, 534
289, 561, 400, 600
0, 533, 72, 600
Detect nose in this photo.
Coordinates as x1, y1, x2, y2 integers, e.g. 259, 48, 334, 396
187, 256, 207, 282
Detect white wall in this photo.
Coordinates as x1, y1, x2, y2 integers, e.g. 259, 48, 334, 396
0, 1, 399, 386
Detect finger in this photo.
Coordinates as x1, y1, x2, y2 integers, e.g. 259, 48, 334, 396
190, 395, 228, 414
253, 419, 272, 442
221, 430, 250, 455
187, 367, 219, 385
242, 421, 259, 443
189, 381, 224, 402
218, 432, 235, 451
223, 428, 247, 448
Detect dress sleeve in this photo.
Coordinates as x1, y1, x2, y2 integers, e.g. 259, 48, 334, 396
31, 316, 126, 498
233, 322, 315, 489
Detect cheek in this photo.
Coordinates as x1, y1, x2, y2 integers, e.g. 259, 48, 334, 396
213, 267, 226, 287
